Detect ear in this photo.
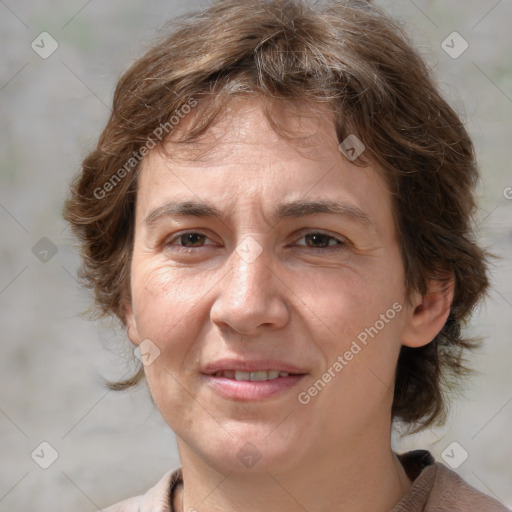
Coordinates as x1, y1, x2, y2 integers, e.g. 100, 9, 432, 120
124, 301, 141, 346
402, 277, 454, 348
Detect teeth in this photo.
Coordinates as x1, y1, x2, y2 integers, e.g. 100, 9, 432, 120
249, 371, 268, 381
215, 370, 291, 381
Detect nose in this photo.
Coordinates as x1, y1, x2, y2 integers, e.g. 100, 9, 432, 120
209, 239, 290, 336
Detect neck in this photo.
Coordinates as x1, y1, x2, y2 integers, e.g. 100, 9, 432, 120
174, 429, 411, 512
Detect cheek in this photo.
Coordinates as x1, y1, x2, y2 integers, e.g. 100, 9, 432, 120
129, 265, 210, 428
131, 262, 208, 333
298, 263, 405, 346
129, 263, 216, 382
296, 256, 407, 403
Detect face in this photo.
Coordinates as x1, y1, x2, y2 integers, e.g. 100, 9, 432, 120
126, 98, 416, 474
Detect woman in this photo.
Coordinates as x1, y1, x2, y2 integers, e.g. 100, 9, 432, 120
64, 0, 509, 510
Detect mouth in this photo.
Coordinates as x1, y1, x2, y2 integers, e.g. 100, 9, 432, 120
212, 370, 296, 381
201, 360, 308, 401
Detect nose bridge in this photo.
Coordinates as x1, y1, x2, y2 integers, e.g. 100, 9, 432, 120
210, 236, 289, 334
231, 238, 271, 298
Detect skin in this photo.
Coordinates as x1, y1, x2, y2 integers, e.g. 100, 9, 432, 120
126, 97, 452, 512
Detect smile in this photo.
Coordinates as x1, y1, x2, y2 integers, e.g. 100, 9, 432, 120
213, 370, 292, 381
203, 371, 306, 401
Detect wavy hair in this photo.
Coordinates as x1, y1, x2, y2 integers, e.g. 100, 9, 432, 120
64, 0, 489, 430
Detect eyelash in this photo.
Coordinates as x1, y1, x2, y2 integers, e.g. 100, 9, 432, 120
164, 231, 347, 253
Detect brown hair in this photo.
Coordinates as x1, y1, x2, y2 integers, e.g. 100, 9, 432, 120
63, 0, 489, 430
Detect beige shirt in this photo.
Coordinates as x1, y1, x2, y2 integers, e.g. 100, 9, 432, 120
101, 451, 509, 511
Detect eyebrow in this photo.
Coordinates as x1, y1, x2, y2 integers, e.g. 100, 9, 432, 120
144, 199, 374, 229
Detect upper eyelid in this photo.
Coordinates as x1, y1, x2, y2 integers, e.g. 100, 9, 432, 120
295, 229, 346, 241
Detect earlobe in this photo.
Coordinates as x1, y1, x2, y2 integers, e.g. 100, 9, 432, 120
402, 278, 454, 348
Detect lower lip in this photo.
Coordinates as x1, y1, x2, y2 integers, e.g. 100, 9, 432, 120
202, 374, 306, 401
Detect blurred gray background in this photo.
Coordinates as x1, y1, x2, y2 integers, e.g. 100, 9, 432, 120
1, 1, 511, 510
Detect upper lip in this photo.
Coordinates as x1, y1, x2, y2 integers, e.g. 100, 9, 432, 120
201, 358, 308, 375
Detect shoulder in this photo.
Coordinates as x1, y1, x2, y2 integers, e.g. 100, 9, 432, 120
428, 462, 509, 511
100, 468, 182, 512
394, 450, 509, 512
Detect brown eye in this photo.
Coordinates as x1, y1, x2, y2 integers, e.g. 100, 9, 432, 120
305, 233, 339, 248
165, 232, 215, 249
296, 232, 344, 249
178, 233, 207, 247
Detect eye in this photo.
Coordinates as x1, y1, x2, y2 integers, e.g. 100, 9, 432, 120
163, 230, 347, 252
294, 232, 346, 250
165, 231, 216, 249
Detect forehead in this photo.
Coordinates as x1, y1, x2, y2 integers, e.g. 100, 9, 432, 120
135, 97, 394, 235
160, 97, 342, 165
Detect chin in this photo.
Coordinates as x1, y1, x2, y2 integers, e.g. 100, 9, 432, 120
191, 423, 308, 475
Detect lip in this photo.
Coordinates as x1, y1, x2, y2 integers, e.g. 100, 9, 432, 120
201, 358, 308, 375
201, 358, 308, 401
